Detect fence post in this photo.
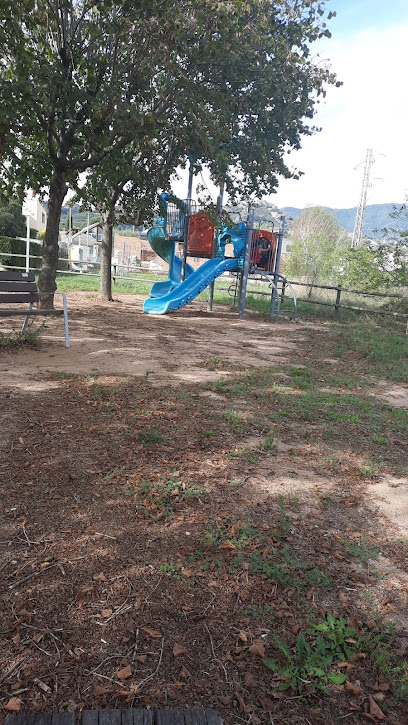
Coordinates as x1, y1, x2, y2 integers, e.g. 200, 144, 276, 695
281, 278, 286, 307
334, 284, 342, 319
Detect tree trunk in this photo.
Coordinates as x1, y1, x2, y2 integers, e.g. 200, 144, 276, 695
100, 209, 115, 301
38, 171, 67, 308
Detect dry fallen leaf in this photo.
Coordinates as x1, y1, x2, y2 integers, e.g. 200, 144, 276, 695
167, 687, 182, 701
142, 627, 162, 638
173, 643, 188, 657
235, 692, 246, 712
5, 698, 22, 712
376, 674, 391, 692
243, 672, 256, 688
249, 641, 265, 658
369, 695, 385, 720
93, 572, 107, 582
345, 680, 363, 696
94, 686, 112, 696
218, 696, 232, 706
116, 665, 132, 680
220, 540, 237, 550
101, 608, 113, 618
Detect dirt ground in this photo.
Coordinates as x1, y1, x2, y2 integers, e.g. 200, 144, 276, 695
0, 292, 303, 388
1, 293, 407, 725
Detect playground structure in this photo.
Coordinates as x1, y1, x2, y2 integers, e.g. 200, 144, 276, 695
143, 172, 297, 320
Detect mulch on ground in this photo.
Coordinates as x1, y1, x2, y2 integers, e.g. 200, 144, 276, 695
1, 312, 408, 725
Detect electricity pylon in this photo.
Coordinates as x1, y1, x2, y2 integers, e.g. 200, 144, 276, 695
351, 148, 374, 248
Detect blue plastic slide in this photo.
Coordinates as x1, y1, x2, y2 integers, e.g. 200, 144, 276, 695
146, 221, 194, 298
143, 257, 240, 315
149, 255, 194, 298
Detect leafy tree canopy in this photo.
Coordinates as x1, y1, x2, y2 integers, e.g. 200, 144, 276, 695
0, 198, 26, 238
0, 0, 339, 302
339, 200, 408, 291
285, 206, 348, 292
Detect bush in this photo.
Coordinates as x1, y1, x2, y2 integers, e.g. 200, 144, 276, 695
0, 235, 42, 270
0, 235, 68, 271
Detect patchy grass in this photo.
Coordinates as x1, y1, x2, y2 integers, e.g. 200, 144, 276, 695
342, 537, 380, 563
135, 476, 206, 520
333, 324, 408, 383
0, 323, 44, 348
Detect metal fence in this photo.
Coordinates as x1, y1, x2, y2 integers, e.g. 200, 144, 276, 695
282, 280, 407, 319
2, 238, 407, 325
229, 276, 408, 322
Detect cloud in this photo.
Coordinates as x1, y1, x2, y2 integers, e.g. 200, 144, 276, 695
274, 24, 408, 208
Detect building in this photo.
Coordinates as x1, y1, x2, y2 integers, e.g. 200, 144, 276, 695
22, 192, 47, 234
113, 233, 165, 271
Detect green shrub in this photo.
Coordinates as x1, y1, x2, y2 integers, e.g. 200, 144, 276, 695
0, 235, 42, 270
0, 235, 68, 271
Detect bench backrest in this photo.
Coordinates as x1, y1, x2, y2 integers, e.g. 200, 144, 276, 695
0, 271, 39, 304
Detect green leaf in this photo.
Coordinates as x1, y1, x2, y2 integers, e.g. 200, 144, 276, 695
327, 672, 347, 685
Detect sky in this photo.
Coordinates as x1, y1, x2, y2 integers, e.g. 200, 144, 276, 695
174, 0, 408, 211
271, 0, 408, 209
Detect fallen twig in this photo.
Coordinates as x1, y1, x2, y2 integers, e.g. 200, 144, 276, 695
205, 623, 230, 683
131, 637, 164, 703
95, 601, 132, 626
84, 670, 124, 688
8, 563, 57, 590
0, 656, 28, 686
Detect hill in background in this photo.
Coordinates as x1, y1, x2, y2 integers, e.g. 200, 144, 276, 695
54, 201, 407, 239
282, 203, 408, 238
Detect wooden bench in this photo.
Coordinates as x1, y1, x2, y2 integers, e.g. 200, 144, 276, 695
5, 709, 222, 725
0, 271, 69, 347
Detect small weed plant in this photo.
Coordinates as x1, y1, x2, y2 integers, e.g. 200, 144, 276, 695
0, 323, 44, 348
138, 428, 163, 445
263, 427, 278, 454
264, 614, 358, 694
278, 494, 292, 537
137, 477, 206, 519
343, 536, 380, 563
357, 459, 380, 479
202, 357, 224, 370
224, 408, 246, 433
159, 561, 182, 579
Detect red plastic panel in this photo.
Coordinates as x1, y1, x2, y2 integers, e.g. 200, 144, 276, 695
187, 213, 214, 256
